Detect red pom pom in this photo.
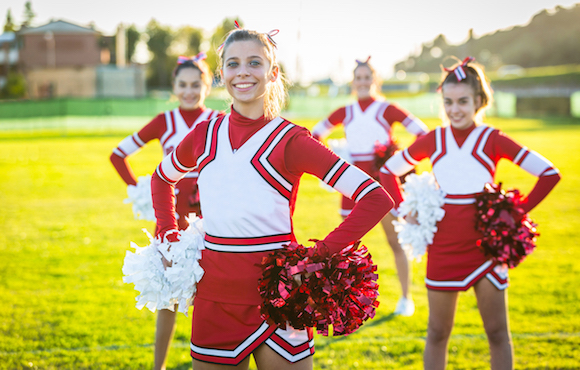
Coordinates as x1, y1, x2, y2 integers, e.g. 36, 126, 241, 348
373, 140, 399, 172
475, 183, 539, 268
258, 241, 379, 336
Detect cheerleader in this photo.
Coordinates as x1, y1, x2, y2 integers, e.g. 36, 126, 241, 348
110, 53, 221, 370
311, 57, 429, 316
380, 57, 560, 369
151, 25, 393, 369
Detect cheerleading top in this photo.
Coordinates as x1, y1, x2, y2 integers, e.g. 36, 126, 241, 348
111, 107, 221, 184
312, 97, 428, 162
152, 108, 393, 304
380, 123, 560, 212
379, 123, 560, 290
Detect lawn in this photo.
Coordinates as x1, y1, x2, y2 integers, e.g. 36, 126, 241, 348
0, 116, 578, 369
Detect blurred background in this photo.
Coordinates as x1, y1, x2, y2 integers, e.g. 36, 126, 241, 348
1, 0, 580, 123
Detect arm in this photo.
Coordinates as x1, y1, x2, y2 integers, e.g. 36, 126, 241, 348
383, 104, 429, 137
151, 123, 207, 237
286, 132, 394, 255
110, 114, 167, 185
311, 107, 346, 141
490, 131, 561, 213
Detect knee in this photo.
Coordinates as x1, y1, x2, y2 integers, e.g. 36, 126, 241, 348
485, 326, 511, 346
427, 324, 453, 344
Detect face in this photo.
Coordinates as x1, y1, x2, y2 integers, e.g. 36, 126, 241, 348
173, 67, 207, 110
442, 82, 482, 130
352, 65, 375, 99
221, 40, 278, 118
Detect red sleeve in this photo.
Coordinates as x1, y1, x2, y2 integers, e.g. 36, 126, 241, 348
286, 132, 394, 255
110, 114, 167, 186
327, 106, 347, 126
383, 104, 411, 125
379, 172, 404, 209
485, 130, 561, 213
110, 153, 137, 186
406, 130, 437, 161
137, 113, 167, 143
152, 122, 210, 236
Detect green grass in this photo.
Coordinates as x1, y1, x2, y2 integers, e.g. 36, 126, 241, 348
0, 116, 579, 369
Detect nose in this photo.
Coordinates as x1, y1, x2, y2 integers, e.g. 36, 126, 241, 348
237, 65, 250, 77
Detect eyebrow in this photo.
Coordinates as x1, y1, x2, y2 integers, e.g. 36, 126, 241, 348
225, 55, 264, 62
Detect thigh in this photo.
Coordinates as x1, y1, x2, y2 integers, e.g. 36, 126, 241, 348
253, 343, 313, 370
427, 289, 460, 333
473, 278, 510, 333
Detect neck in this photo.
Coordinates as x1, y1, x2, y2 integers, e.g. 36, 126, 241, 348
232, 100, 265, 120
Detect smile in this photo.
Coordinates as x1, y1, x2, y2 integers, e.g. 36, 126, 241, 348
235, 83, 255, 89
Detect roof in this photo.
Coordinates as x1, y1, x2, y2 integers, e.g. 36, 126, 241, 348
0, 32, 16, 45
19, 20, 98, 35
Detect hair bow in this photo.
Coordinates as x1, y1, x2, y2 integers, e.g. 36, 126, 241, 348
444, 56, 475, 82
355, 56, 371, 65
177, 52, 207, 65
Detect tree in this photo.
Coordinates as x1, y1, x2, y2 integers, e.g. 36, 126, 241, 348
21, 1, 35, 28
3, 9, 16, 32
145, 19, 174, 88
0, 72, 27, 99
126, 25, 141, 63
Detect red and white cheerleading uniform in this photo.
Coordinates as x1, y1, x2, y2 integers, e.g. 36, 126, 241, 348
151, 108, 393, 365
312, 97, 428, 216
110, 107, 221, 229
380, 123, 560, 291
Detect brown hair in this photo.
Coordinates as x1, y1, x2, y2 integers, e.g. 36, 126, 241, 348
172, 59, 213, 89
439, 57, 493, 122
218, 28, 287, 120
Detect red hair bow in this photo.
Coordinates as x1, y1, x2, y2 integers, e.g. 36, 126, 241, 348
444, 56, 475, 82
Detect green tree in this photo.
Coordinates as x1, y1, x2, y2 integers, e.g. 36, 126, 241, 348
126, 24, 141, 63
145, 19, 174, 89
0, 72, 27, 99
3, 9, 16, 32
21, 1, 35, 28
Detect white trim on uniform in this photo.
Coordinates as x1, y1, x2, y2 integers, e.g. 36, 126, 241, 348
190, 322, 271, 358
425, 260, 493, 288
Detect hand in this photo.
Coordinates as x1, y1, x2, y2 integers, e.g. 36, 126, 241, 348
404, 213, 419, 225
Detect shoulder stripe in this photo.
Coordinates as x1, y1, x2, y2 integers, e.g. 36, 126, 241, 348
472, 126, 495, 173
197, 115, 225, 172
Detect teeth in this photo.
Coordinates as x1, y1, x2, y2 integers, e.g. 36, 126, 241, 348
236, 84, 253, 88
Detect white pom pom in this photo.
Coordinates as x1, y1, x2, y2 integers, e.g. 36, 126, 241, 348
124, 175, 155, 221
122, 217, 206, 315
393, 172, 446, 262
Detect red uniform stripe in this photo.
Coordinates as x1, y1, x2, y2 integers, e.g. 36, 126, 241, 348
205, 233, 293, 246
197, 116, 225, 171
352, 178, 376, 201
431, 127, 447, 165
161, 110, 177, 146
251, 120, 294, 200
471, 127, 494, 174
327, 161, 349, 187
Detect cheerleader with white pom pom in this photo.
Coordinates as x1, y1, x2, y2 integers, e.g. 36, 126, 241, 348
312, 57, 429, 317
151, 23, 393, 369
380, 57, 560, 370
110, 54, 222, 370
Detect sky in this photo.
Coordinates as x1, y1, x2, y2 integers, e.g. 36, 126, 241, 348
2, 0, 579, 84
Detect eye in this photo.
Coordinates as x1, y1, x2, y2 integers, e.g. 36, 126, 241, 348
227, 61, 238, 68
250, 60, 261, 66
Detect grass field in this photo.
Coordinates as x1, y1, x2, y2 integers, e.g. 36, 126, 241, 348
0, 116, 579, 369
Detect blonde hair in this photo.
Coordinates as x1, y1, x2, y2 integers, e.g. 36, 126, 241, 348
218, 28, 287, 121
439, 57, 493, 124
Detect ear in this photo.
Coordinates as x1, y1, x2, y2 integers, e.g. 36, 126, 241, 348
270, 65, 279, 82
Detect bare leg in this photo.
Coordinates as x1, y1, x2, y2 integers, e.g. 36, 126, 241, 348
253, 343, 313, 370
380, 212, 410, 298
192, 357, 250, 370
155, 308, 177, 370
424, 289, 459, 370
473, 278, 514, 370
